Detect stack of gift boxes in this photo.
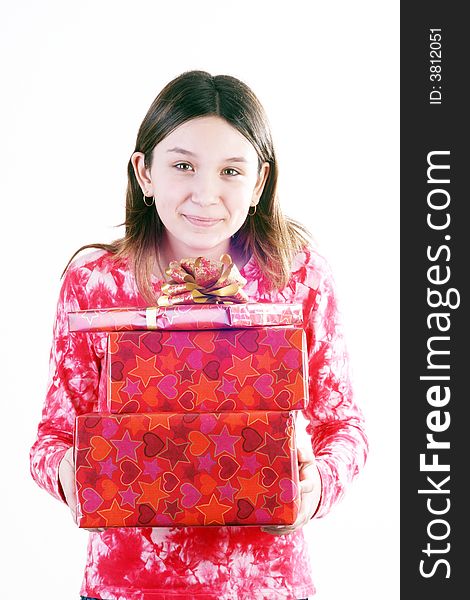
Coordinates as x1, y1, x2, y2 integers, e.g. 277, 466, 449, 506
69, 260, 309, 528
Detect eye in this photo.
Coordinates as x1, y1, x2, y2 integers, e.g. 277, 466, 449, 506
174, 162, 193, 171
223, 168, 240, 176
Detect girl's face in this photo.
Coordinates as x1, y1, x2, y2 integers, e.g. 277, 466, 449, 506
132, 116, 269, 263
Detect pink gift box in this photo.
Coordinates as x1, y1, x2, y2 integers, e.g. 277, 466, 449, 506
68, 303, 303, 332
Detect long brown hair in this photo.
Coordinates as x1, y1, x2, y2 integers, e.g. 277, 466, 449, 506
63, 70, 311, 302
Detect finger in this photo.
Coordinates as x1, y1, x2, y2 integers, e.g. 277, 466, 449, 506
61, 476, 77, 512
297, 445, 315, 463
62, 477, 77, 511
262, 522, 301, 536
261, 511, 305, 535
261, 526, 293, 536
300, 479, 314, 494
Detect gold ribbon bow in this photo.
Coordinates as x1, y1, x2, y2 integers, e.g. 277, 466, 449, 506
157, 254, 249, 306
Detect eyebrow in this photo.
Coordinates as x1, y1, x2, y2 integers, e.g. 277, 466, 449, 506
166, 146, 248, 163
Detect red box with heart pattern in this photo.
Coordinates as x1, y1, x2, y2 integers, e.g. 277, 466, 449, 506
74, 410, 300, 528
106, 327, 308, 413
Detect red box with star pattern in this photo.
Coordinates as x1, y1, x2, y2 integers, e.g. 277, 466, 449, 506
107, 327, 308, 413
74, 410, 300, 528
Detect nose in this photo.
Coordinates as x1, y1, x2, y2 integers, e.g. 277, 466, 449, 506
190, 174, 221, 206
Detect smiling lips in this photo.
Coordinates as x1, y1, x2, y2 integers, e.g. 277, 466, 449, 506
182, 214, 223, 227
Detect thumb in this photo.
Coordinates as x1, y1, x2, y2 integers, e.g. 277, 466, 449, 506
297, 445, 315, 464
59, 448, 78, 519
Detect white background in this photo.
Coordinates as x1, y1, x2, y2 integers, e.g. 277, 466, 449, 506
0, 1, 399, 598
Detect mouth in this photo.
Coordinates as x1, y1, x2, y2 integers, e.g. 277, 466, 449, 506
182, 214, 223, 227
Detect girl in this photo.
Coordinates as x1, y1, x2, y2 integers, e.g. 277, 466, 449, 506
30, 70, 368, 600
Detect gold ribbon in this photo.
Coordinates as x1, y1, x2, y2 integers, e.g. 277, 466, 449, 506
157, 254, 249, 306
145, 306, 159, 329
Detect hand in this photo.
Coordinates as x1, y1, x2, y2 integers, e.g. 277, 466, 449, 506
261, 445, 321, 536
58, 447, 104, 532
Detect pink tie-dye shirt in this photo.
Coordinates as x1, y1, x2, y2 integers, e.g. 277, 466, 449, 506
30, 246, 368, 600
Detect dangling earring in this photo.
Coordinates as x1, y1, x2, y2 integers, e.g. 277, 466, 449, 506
143, 193, 155, 207
248, 204, 257, 216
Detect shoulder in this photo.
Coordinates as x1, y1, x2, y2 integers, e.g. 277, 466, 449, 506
288, 246, 343, 342
65, 247, 129, 272
63, 248, 127, 284
61, 249, 138, 308
289, 245, 334, 293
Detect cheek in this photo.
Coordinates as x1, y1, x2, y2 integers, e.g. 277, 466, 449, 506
154, 200, 175, 225
226, 184, 254, 206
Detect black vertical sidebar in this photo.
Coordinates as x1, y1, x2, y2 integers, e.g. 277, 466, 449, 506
401, 3, 467, 597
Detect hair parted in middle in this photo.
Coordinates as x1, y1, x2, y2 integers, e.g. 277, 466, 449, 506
63, 70, 311, 302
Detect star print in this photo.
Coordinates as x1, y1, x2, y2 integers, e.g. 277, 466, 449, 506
108, 380, 126, 403
146, 390, 174, 412
138, 478, 169, 511
235, 472, 267, 505
225, 355, 258, 386
169, 417, 191, 441
123, 332, 145, 349
75, 446, 92, 469
217, 377, 238, 395
119, 486, 140, 508
258, 433, 288, 465
166, 331, 195, 356
99, 457, 118, 478
142, 458, 163, 479
213, 343, 232, 360
154, 350, 181, 372
148, 413, 171, 431
127, 355, 163, 386
196, 493, 232, 525
255, 349, 278, 372
198, 452, 216, 472
177, 364, 196, 383
241, 454, 261, 475
179, 462, 198, 480
80, 466, 100, 487
82, 310, 101, 326
97, 499, 134, 526
209, 425, 239, 457
158, 307, 179, 326
286, 372, 306, 401
217, 481, 237, 502
262, 494, 281, 515
263, 328, 290, 355
247, 412, 270, 426
126, 415, 149, 437
163, 499, 183, 520
122, 377, 142, 398
237, 386, 256, 408
111, 430, 142, 462
190, 373, 220, 406
159, 439, 190, 469
215, 329, 240, 347
273, 364, 291, 383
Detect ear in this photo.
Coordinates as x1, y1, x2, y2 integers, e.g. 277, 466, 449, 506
251, 161, 270, 206
131, 152, 153, 195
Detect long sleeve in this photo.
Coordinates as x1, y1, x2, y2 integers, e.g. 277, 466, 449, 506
28, 248, 363, 600
294, 249, 369, 519
29, 265, 101, 503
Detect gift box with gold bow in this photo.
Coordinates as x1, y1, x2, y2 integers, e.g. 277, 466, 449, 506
68, 255, 303, 332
